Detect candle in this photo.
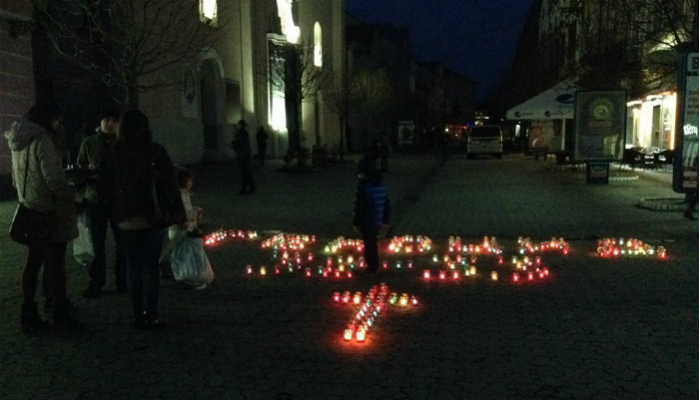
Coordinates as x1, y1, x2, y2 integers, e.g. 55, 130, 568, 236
491, 271, 498, 281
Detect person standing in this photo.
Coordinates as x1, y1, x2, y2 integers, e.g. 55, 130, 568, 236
353, 170, 391, 274
4, 101, 79, 334
357, 140, 381, 180
232, 119, 256, 194
100, 110, 184, 329
77, 107, 127, 297
256, 126, 269, 166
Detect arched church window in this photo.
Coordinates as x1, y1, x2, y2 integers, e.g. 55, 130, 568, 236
200, 0, 217, 26
314, 22, 323, 67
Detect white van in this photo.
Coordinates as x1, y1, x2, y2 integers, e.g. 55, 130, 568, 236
467, 125, 503, 159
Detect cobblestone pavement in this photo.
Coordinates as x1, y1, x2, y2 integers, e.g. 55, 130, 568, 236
0, 150, 697, 400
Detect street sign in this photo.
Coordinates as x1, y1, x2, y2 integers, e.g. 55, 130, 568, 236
574, 90, 627, 161
673, 52, 699, 193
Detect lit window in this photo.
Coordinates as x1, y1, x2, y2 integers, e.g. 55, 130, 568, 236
314, 22, 322, 67
200, 0, 217, 25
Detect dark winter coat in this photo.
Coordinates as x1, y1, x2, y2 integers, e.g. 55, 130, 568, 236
76, 131, 119, 203
233, 127, 252, 160
99, 142, 182, 230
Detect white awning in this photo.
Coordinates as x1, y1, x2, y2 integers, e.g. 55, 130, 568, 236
506, 80, 580, 120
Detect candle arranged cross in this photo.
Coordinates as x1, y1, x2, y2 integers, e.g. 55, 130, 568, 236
387, 235, 433, 254
517, 237, 569, 255
261, 233, 315, 251
323, 237, 364, 254
596, 238, 667, 258
447, 236, 503, 255
334, 283, 418, 343
204, 229, 259, 247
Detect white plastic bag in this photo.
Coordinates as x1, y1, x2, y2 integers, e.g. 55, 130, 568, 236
73, 213, 94, 266
171, 237, 214, 286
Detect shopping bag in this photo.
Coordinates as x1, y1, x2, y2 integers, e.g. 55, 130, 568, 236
73, 213, 94, 266
171, 237, 214, 285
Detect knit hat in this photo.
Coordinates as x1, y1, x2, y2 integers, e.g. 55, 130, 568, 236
100, 107, 121, 121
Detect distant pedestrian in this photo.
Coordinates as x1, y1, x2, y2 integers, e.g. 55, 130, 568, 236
5, 101, 80, 334
77, 107, 127, 298
353, 170, 391, 274
379, 132, 392, 172
100, 110, 185, 329
256, 126, 269, 165
232, 119, 256, 194
357, 140, 381, 180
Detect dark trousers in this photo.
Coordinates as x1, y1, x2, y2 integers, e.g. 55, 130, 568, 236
239, 158, 256, 193
23, 243, 68, 305
258, 145, 267, 165
87, 204, 127, 290
685, 192, 699, 214
360, 226, 380, 272
380, 155, 388, 172
122, 227, 166, 318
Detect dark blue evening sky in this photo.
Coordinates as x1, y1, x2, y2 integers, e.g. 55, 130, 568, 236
345, 0, 534, 103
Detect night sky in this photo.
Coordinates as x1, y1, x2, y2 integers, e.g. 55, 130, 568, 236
345, 0, 535, 103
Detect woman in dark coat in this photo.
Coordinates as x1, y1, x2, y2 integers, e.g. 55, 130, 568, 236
100, 110, 184, 329
4, 101, 79, 334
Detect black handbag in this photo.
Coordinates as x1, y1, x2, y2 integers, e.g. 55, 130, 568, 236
148, 148, 187, 229
9, 143, 56, 246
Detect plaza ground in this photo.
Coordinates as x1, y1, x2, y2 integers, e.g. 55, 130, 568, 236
0, 150, 697, 400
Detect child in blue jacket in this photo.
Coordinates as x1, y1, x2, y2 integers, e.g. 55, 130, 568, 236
353, 170, 391, 274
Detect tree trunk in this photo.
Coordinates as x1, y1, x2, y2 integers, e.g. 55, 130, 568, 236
693, 0, 699, 48
338, 116, 345, 161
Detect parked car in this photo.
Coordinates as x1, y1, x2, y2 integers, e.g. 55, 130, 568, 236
466, 125, 503, 159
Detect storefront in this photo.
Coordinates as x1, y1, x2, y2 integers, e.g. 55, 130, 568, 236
626, 91, 677, 150
506, 80, 579, 152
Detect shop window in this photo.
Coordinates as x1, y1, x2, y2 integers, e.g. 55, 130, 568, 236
200, 0, 217, 26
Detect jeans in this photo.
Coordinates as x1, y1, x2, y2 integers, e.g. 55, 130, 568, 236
23, 243, 68, 305
87, 203, 127, 290
360, 226, 380, 272
121, 227, 166, 318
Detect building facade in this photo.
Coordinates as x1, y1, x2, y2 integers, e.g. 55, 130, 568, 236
0, 0, 34, 176
503, 0, 697, 155
139, 0, 345, 164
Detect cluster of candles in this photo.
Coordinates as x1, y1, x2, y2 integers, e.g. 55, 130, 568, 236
446, 236, 503, 255
518, 237, 569, 255
386, 235, 433, 254
324, 237, 364, 254
203, 229, 258, 246
260, 233, 315, 251
422, 266, 477, 280
431, 253, 483, 268
335, 284, 418, 342
245, 264, 357, 279
596, 238, 667, 258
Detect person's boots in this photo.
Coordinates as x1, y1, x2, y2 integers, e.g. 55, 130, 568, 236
20, 301, 49, 335
52, 299, 80, 332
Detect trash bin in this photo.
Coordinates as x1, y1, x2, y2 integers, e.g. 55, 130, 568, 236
586, 162, 610, 184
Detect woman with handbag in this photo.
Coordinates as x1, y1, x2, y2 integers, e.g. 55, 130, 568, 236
4, 101, 79, 334
100, 110, 185, 329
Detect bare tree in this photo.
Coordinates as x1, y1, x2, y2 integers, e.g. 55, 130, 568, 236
263, 38, 329, 154
573, 0, 697, 94
33, 0, 227, 107
321, 70, 349, 161
350, 68, 393, 141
